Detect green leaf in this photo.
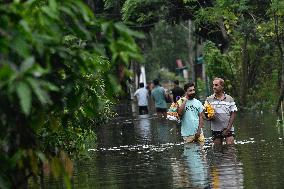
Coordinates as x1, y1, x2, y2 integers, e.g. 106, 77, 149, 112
119, 52, 129, 64
83, 105, 95, 117
41, 81, 59, 91
16, 81, 32, 115
26, 77, 50, 104
49, 0, 57, 11
10, 36, 30, 58
115, 23, 145, 39
101, 22, 111, 34
19, 20, 31, 33
32, 64, 50, 77
0, 64, 13, 81
20, 56, 35, 72
42, 7, 58, 20
36, 151, 46, 162
72, 1, 93, 22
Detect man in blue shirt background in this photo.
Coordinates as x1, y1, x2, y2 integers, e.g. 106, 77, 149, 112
151, 79, 167, 118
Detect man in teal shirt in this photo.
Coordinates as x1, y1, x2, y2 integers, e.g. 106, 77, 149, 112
178, 82, 204, 143
151, 79, 167, 118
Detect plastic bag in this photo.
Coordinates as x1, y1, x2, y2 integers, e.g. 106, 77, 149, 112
167, 102, 179, 121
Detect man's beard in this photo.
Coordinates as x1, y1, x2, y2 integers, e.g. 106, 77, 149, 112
188, 93, 195, 99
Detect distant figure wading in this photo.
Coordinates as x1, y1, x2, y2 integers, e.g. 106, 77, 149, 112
151, 79, 167, 118
134, 82, 149, 115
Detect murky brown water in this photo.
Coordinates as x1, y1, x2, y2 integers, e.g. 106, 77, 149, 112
43, 102, 284, 189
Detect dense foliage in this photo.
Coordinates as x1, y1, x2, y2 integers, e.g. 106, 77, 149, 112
0, 0, 142, 188
118, 0, 284, 110
144, 21, 188, 81
196, 0, 282, 109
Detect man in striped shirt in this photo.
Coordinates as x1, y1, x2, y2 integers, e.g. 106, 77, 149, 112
205, 77, 238, 145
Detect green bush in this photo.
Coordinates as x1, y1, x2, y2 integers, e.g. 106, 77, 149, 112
0, 1, 142, 188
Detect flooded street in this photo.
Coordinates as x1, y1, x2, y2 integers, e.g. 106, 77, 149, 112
45, 101, 284, 189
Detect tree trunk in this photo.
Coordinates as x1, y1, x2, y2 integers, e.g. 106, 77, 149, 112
218, 20, 230, 52
274, 14, 284, 112
276, 56, 284, 112
188, 20, 195, 82
240, 36, 249, 107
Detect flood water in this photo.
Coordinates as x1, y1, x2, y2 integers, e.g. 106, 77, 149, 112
44, 101, 284, 189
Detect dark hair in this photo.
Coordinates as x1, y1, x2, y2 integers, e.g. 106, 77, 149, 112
153, 79, 159, 86
184, 82, 195, 91
174, 80, 179, 85
139, 82, 144, 88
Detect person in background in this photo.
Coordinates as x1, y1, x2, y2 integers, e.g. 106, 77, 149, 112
171, 80, 185, 103
151, 79, 167, 118
146, 82, 153, 95
178, 82, 204, 143
205, 77, 237, 145
134, 82, 149, 115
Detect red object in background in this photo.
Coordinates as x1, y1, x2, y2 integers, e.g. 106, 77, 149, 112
176, 59, 184, 68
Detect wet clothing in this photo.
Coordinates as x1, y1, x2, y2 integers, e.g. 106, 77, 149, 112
139, 106, 148, 115
205, 93, 237, 132
180, 98, 203, 137
151, 86, 167, 109
211, 130, 235, 141
171, 86, 185, 103
183, 133, 205, 143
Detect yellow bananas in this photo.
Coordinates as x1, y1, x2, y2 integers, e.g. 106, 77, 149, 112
204, 102, 215, 119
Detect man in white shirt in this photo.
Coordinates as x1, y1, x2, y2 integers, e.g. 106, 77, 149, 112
134, 83, 149, 115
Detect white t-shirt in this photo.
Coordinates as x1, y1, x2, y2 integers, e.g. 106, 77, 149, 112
134, 88, 149, 106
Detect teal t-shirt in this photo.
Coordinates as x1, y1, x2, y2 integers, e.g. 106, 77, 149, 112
151, 86, 167, 109
181, 98, 203, 137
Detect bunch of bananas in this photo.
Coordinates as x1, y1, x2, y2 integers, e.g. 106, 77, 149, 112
204, 102, 215, 119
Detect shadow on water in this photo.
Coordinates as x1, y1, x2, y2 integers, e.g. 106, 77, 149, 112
43, 101, 284, 189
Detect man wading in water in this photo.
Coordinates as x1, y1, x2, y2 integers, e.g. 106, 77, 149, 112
178, 82, 204, 143
205, 77, 237, 145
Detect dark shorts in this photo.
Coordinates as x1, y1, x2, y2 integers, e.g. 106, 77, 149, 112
156, 107, 167, 113
212, 130, 235, 141
139, 106, 148, 115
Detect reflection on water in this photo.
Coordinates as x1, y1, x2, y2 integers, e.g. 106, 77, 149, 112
172, 143, 209, 189
135, 114, 151, 141
208, 145, 243, 189
42, 102, 284, 189
184, 144, 208, 188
